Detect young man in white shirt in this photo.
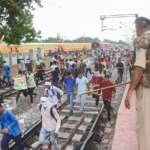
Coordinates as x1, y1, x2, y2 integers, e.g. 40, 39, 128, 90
76, 71, 89, 115
39, 97, 61, 150
85, 59, 93, 77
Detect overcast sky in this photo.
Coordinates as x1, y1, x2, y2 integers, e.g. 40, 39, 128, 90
32, 0, 150, 41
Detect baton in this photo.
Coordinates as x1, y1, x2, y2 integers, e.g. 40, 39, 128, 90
80, 81, 131, 95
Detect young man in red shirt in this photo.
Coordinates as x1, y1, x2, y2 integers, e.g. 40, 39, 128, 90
100, 75, 116, 122
89, 68, 103, 108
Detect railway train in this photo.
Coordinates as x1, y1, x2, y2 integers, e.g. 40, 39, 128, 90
0, 42, 111, 53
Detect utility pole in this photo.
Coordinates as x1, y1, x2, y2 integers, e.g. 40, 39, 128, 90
100, 14, 138, 31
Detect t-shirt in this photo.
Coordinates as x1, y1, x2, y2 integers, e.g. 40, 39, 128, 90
116, 62, 124, 73
80, 63, 86, 72
26, 63, 33, 71
100, 79, 116, 100
76, 76, 88, 94
3, 65, 10, 77
63, 77, 76, 93
13, 75, 27, 90
86, 60, 92, 68
51, 65, 57, 71
27, 73, 36, 88
101, 61, 107, 71
92, 75, 103, 90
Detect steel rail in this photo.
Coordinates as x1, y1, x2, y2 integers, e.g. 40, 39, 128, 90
80, 104, 104, 150
80, 71, 126, 149
1, 69, 52, 98
9, 100, 67, 149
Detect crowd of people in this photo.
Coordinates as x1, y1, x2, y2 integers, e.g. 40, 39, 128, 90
0, 44, 133, 149
0, 16, 149, 150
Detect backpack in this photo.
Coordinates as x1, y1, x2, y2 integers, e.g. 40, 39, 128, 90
50, 86, 61, 100
39, 104, 58, 122
50, 107, 57, 121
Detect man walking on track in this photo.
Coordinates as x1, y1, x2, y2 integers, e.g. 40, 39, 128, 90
0, 104, 24, 150
76, 71, 89, 115
100, 75, 116, 123
63, 72, 76, 115
89, 68, 103, 108
125, 17, 150, 150
39, 97, 61, 150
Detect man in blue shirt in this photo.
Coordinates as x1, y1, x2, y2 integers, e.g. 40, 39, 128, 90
63, 72, 76, 115
0, 104, 24, 150
3, 62, 11, 87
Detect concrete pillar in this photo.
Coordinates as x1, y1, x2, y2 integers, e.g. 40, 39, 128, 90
29, 49, 37, 61
3, 52, 10, 65
9, 52, 17, 65
23, 52, 29, 62
37, 48, 44, 59
17, 52, 24, 63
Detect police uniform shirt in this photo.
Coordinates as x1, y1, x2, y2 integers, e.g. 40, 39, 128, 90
134, 48, 146, 69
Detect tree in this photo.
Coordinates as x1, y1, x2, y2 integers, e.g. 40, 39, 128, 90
0, 0, 42, 45
73, 36, 100, 43
42, 36, 101, 43
42, 37, 58, 43
117, 40, 128, 45
103, 39, 128, 46
103, 39, 117, 44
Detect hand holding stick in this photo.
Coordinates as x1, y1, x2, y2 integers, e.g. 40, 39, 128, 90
81, 81, 131, 95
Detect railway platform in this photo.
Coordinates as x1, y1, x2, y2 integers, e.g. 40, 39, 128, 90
111, 85, 138, 150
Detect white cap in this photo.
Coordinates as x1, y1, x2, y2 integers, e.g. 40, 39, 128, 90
45, 81, 51, 86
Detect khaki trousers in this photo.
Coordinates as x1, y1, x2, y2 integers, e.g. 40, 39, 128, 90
136, 84, 150, 150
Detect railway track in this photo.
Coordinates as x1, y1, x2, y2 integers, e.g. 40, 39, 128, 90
79, 85, 125, 150
9, 94, 104, 150
8, 68, 126, 150
11, 90, 124, 150
9, 99, 68, 150
0, 69, 52, 99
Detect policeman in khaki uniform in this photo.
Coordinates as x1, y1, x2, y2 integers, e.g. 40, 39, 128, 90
125, 17, 150, 150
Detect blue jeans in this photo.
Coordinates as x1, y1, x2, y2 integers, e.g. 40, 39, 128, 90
67, 92, 74, 111
1, 133, 24, 150
2, 76, 11, 86
39, 127, 58, 150
118, 72, 123, 83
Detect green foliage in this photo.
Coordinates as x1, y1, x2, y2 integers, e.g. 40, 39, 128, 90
73, 37, 100, 43
42, 37, 58, 43
0, 0, 42, 45
42, 36, 100, 43
103, 39, 128, 46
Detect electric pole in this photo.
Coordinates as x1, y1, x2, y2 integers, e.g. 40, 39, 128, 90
100, 14, 138, 31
